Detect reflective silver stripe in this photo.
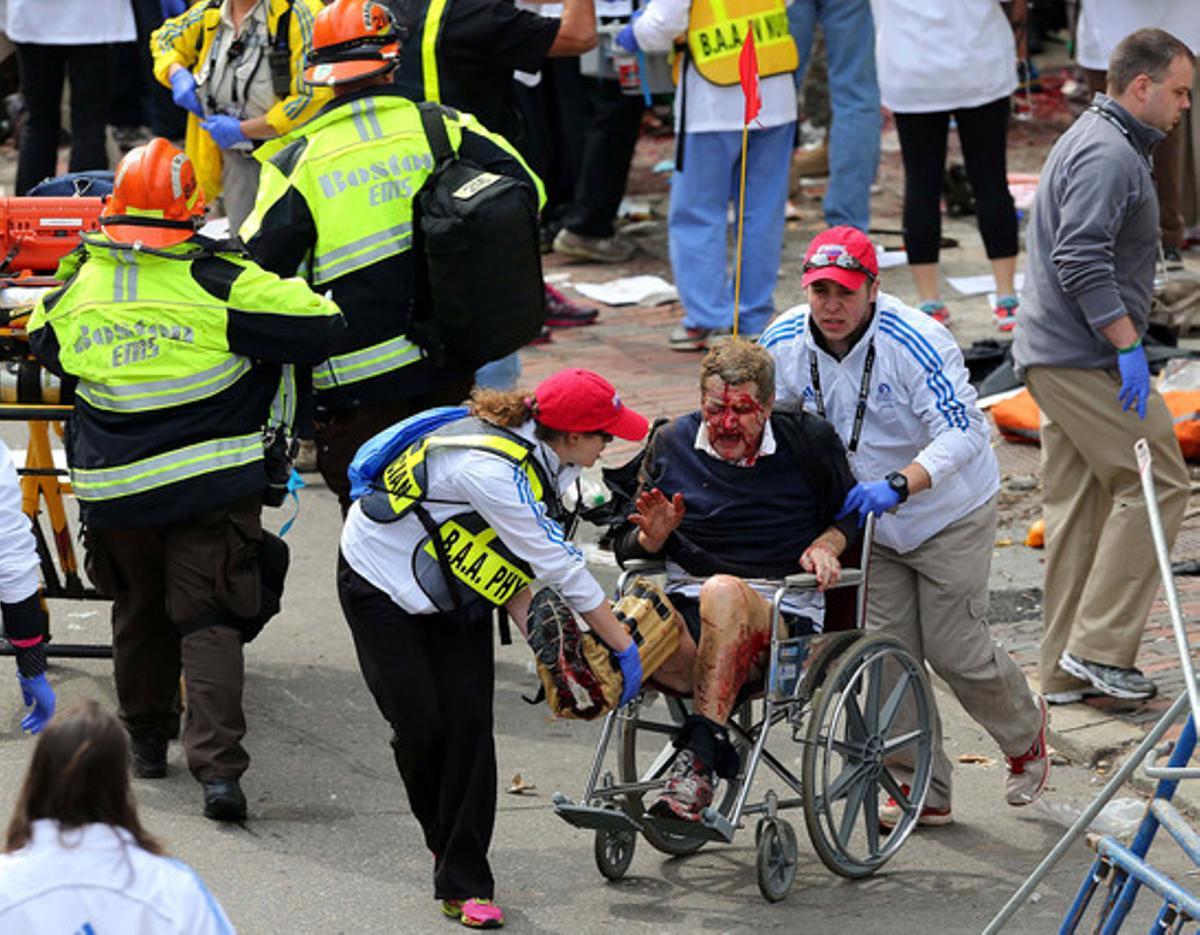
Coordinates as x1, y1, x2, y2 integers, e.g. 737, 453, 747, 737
71, 433, 263, 501
314, 235, 411, 284
268, 364, 297, 428
362, 98, 385, 139
112, 251, 138, 302
350, 100, 371, 142
312, 335, 422, 390
312, 224, 412, 282
75, 357, 251, 413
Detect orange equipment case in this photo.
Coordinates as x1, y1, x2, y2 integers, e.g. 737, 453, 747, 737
0, 197, 103, 275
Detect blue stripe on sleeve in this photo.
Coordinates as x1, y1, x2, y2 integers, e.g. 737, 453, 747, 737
759, 313, 806, 349
513, 464, 583, 561
878, 310, 969, 430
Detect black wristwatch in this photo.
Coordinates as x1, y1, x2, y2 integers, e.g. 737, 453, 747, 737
885, 471, 909, 504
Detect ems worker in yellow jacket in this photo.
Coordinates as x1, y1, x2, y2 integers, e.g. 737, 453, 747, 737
617, 0, 798, 350
27, 139, 344, 822
151, 0, 331, 231
240, 0, 545, 511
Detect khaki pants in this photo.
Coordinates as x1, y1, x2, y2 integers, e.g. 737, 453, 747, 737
870, 496, 1040, 810
1025, 367, 1189, 694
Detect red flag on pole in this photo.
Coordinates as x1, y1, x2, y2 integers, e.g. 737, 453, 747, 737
738, 26, 761, 125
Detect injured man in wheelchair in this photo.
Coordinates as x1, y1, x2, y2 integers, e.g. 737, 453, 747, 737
611, 338, 858, 822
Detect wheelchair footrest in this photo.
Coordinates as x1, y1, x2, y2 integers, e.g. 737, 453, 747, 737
552, 795, 639, 833
642, 811, 735, 844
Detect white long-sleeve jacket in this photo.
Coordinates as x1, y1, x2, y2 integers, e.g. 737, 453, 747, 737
762, 292, 999, 553
341, 419, 607, 615
632, 0, 796, 133
0, 439, 39, 606
0, 821, 234, 934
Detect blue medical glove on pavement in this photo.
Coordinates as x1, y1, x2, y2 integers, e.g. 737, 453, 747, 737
615, 8, 643, 53
18, 674, 54, 735
161, 0, 187, 18
1117, 343, 1150, 421
169, 69, 204, 117
837, 480, 901, 527
201, 115, 249, 149
616, 643, 643, 707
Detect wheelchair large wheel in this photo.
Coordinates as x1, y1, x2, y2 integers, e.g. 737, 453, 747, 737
617, 695, 749, 857
801, 633, 933, 879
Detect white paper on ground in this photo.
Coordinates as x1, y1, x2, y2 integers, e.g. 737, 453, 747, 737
542, 271, 573, 285
876, 244, 908, 269
948, 272, 1025, 296
573, 275, 678, 306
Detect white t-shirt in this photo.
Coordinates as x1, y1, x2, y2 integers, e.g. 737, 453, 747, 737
1076, 0, 1200, 70
872, 0, 1017, 113
0, 821, 234, 934
3, 0, 135, 45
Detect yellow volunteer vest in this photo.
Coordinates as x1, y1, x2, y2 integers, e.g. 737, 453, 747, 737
685, 0, 797, 87
361, 419, 558, 610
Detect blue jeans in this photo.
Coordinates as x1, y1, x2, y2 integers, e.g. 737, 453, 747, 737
668, 122, 795, 335
787, 0, 880, 231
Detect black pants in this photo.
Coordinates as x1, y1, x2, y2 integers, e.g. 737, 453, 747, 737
337, 554, 498, 901
14, 43, 112, 195
109, 0, 187, 139
512, 59, 590, 227
893, 95, 1017, 265
560, 77, 645, 238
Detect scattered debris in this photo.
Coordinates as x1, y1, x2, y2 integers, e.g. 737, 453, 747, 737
1025, 518, 1045, 548
957, 753, 998, 767
507, 773, 537, 795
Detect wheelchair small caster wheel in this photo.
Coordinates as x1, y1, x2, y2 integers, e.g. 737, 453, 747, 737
756, 818, 798, 902
595, 827, 636, 881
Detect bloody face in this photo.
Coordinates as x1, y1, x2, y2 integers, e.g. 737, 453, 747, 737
701, 377, 771, 464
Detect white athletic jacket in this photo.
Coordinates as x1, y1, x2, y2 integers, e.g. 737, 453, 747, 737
0, 439, 39, 606
0, 820, 234, 934
341, 418, 607, 615
761, 292, 999, 554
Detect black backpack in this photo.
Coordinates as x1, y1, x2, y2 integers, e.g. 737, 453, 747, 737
412, 102, 545, 368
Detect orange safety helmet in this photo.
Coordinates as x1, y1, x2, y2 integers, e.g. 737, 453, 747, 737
99, 138, 205, 249
304, 0, 403, 87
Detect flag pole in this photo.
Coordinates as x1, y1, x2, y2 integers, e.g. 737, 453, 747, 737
732, 122, 749, 337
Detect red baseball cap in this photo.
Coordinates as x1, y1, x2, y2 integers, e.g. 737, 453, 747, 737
534, 369, 649, 441
801, 225, 878, 291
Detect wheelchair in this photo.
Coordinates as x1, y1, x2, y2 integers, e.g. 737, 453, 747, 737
550, 516, 936, 902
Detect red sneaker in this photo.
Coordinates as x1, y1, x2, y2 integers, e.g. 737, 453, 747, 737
879, 784, 952, 829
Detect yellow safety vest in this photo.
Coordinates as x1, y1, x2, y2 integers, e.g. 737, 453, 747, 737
686, 0, 797, 87
361, 418, 560, 610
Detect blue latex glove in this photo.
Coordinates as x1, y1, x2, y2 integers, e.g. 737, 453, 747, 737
160, 0, 187, 18
616, 642, 642, 707
836, 480, 901, 527
170, 69, 203, 118
1117, 343, 1150, 421
18, 674, 55, 735
615, 8, 643, 53
201, 115, 249, 149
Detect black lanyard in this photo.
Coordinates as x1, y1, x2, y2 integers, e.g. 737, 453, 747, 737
809, 342, 875, 453
1087, 104, 1153, 172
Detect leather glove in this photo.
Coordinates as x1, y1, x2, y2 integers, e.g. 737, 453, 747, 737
1117, 342, 1150, 421
837, 480, 901, 527
170, 69, 204, 117
18, 674, 54, 735
160, 0, 187, 17
615, 642, 643, 707
615, 8, 643, 53
201, 114, 249, 149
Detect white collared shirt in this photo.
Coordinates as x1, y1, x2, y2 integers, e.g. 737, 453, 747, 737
341, 419, 607, 615
198, 0, 276, 122
693, 418, 777, 464
761, 292, 999, 554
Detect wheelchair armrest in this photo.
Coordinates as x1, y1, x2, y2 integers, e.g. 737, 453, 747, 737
780, 568, 864, 592
619, 559, 667, 575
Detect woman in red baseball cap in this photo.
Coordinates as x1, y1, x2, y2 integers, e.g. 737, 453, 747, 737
337, 368, 647, 929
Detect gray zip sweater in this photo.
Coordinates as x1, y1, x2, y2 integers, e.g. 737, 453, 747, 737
1012, 94, 1165, 378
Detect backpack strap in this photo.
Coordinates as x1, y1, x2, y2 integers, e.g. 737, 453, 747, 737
272, 0, 293, 51
417, 100, 456, 168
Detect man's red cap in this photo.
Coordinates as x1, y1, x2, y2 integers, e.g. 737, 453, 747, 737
534, 369, 648, 441
801, 225, 879, 291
